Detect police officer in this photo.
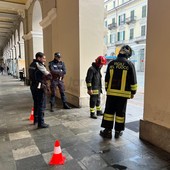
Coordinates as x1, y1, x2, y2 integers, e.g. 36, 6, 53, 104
29, 52, 51, 128
86, 56, 107, 119
49, 52, 71, 112
100, 45, 137, 139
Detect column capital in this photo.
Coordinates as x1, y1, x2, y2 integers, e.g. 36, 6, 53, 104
23, 31, 43, 40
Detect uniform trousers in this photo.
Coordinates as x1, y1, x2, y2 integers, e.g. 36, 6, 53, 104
101, 96, 127, 131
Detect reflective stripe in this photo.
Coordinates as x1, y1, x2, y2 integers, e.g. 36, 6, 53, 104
108, 68, 114, 90
96, 106, 101, 111
54, 146, 61, 154
103, 113, 114, 121
87, 83, 92, 87
121, 70, 127, 91
107, 89, 131, 98
92, 90, 99, 94
107, 68, 131, 98
90, 108, 95, 113
115, 116, 124, 123
131, 84, 137, 90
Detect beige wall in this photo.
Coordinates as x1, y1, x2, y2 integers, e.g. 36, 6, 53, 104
144, 0, 170, 128
24, 0, 105, 107
140, 0, 170, 153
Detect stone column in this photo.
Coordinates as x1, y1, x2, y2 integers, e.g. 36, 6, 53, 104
41, 0, 105, 107
140, 0, 170, 153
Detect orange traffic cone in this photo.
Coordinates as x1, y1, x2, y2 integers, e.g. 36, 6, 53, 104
29, 107, 34, 122
49, 140, 66, 165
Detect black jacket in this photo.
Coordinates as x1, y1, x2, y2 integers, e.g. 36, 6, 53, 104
105, 54, 137, 98
49, 59, 66, 80
86, 62, 102, 95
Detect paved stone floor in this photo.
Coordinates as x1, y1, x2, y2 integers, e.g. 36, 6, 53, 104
0, 73, 170, 170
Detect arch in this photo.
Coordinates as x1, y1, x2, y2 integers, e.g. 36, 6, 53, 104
19, 21, 24, 41
31, 0, 43, 57
15, 29, 19, 45
32, 0, 43, 32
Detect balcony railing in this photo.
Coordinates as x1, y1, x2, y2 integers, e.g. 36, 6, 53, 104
108, 23, 117, 30
115, 40, 125, 46
134, 35, 146, 44
126, 16, 137, 24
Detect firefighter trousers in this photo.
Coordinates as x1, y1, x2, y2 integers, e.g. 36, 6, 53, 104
101, 96, 127, 131
90, 94, 101, 114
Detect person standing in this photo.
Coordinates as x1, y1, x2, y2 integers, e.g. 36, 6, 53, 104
29, 52, 51, 128
85, 56, 107, 119
49, 52, 71, 112
100, 45, 137, 139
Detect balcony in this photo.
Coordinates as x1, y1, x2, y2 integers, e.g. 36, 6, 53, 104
126, 16, 137, 24
115, 40, 125, 46
108, 23, 117, 30
134, 35, 146, 44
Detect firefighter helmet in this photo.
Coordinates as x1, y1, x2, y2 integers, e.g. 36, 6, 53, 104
119, 45, 132, 58
95, 56, 107, 66
54, 52, 61, 58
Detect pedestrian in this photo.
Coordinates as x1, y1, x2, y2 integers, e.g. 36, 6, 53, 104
7, 66, 9, 75
49, 52, 71, 112
29, 52, 52, 128
0, 66, 4, 75
85, 56, 107, 119
100, 45, 137, 139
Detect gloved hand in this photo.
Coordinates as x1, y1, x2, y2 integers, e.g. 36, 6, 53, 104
87, 90, 93, 95
131, 94, 134, 99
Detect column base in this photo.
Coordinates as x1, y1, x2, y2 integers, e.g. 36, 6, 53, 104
140, 120, 170, 153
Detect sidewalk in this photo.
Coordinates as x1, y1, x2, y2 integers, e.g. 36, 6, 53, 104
0, 74, 169, 170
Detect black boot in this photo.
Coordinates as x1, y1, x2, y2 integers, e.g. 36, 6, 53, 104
63, 103, 71, 109
100, 129, 112, 139
50, 102, 54, 112
114, 131, 123, 139
97, 110, 103, 116
90, 112, 97, 119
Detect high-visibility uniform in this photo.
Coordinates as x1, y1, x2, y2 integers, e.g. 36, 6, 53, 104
86, 62, 102, 115
101, 56, 137, 131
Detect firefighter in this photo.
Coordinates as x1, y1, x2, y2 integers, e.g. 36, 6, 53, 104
86, 56, 107, 119
49, 52, 71, 112
100, 45, 137, 139
29, 52, 52, 128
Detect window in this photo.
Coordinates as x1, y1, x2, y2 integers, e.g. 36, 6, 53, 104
142, 5, 146, 18
141, 25, 146, 36
119, 14, 126, 25
130, 10, 135, 20
113, 1, 115, 8
110, 33, 116, 44
105, 20, 108, 27
112, 18, 116, 24
129, 28, 134, 39
117, 31, 125, 41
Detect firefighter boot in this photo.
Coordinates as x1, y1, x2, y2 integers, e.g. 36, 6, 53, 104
114, 131, 123, 139
90, 112, 97, 119
97, 110, 103, 116
50, 102, 54, 112
100, 129, 112, 139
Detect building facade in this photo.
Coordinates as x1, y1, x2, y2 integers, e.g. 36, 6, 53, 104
104, 0, 147, 72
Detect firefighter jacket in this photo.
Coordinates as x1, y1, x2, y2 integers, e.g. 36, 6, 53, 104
105, 54, 137, 98
86, 62, 102, 95
49, 59, 66, 80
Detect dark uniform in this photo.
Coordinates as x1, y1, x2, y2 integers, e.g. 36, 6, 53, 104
100, 45, 137, 139
86, 62, 103, 118
49, 59, 70, 110
29, 59, 51, 127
